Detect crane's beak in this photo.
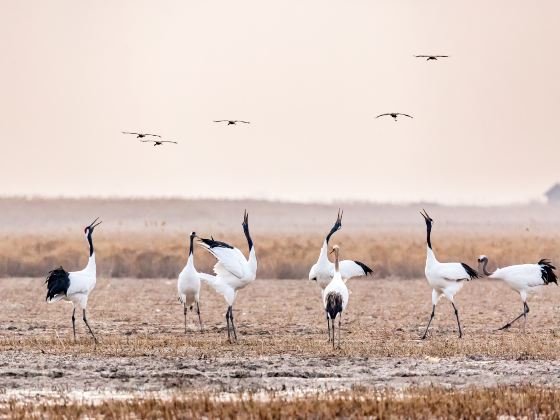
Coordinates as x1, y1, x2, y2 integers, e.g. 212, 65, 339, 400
88, 217, 102, 230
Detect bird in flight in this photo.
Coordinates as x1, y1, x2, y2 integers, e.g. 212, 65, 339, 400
122, 131, 162, 138
414, 55, 449, 61
140, 139, 178, 147
213, 120, 250, 125
376, 113, 413, 121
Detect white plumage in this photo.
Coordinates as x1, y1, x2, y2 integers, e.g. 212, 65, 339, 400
323, 245, 349, 349
420, 210, 479, 339
177, 232, 207, 333
198, 211, 257, 343
478, 255, 558, 331
45, 218, 102, 343
309, 210, 373, 291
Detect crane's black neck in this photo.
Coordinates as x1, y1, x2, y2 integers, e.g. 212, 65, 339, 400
481, 259, 493, 276
87, 231, 94, 256
243, 225, 253, 251
426, 223, 432, 249
189, 235, 194, 256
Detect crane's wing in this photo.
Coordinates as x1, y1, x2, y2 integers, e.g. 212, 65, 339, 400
198, 238, 247, 279
122, 131, 140, 135
198, 272, 236, 305
160, 140, 178, 144
434, 55, 449, 58
237, 121, 250, 124
213, 120, 228, 122
376, 113, 390, 118
438, 262, 479, 282
399, 113, 413, 118
414, 55, 430, 58
144, 133, 161, 137
339, 260, 374, 281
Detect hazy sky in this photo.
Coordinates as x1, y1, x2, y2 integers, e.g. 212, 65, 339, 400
1, 1, 559, 204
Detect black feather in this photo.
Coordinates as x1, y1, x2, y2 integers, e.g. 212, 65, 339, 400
538, 259, 558, 285
460, 263, 480, 280
199, 237, 233, 249
325, 292, 343, 320
45, 267, 70, 301
353, 260, 373, 276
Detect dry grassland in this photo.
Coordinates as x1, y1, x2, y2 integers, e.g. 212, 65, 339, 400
4, 387, 560, 419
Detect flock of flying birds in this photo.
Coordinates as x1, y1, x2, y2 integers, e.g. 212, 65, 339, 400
43, 207, 557, 349
121, 55, 446, 147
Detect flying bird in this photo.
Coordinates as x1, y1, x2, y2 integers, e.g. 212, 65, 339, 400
478, 255, 558, 332
140, 140, 178, 147
45, 218, 102, 343
197, 211, 257, 343
213, 120, 250, 125
122, 131, 161, 138
420, 209, 479, 339
414, 55, 449, 61
323, 245, 349, 349
178, 232, 208, 333
376, 113, 413, 121
309, 209, 373, 291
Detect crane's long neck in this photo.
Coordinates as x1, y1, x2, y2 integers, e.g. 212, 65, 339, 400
244, 225, 253, 252
426, 224, 432, 250
334, 249, 340, 272
189, 235, 194, 257
481, 259, 494, 276
318, 240, 329, 264
87, 232, 94, 257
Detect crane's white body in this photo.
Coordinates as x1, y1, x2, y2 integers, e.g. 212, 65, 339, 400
310, 240, 372, 290
177, 252, 201, 308
49, 254, 96, 309
199, 244, 257, 305
323, 270, 349, 314
488, 264, 547, 301
425, 247, 470, 304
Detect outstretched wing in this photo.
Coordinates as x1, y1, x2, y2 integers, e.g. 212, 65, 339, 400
434, 55, 449, 58
198, 238, 247, 279
160, 140, 178, 144
237, 121, 250, 124
376, 113, 390, 118
144, 133, 161, 138
399, 113, 413, 118
122, 131, 140, 135
414, 55, 430, 58
339, 260, 374, 281
213, 120, 228, 123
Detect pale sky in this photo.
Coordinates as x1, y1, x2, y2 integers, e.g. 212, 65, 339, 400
1, 1, 559, 204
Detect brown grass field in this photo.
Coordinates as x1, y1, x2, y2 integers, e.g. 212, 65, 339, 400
3, 198, 560, 417
2, 276, 560, 417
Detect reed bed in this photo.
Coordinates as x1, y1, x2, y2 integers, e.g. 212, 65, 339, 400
1, 230, 559, 279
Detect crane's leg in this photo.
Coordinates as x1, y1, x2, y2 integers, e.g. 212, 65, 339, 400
451, 302, 463, 338
82, 309, 98, 344
71, 307, 76, 343
337, 313, 342, 349
498, 302, 529, 331
196, 302, 203, 333
421, 305, 436, 340
226, 307, 232, 343
230, 306, 238, 342
523, 302, 529, 333
326, 311, 331, 342
331, 318, 336, 350
183, 303, 188, 334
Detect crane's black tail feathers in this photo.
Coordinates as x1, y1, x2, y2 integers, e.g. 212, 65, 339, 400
325, 292, 343, 321
538, 259, 558, 285
45, 267, 70, 301
354, 260, 374, 276
461, 263, 480, 280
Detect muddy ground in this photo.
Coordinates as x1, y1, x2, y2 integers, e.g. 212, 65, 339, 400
1, 277, 560, 400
